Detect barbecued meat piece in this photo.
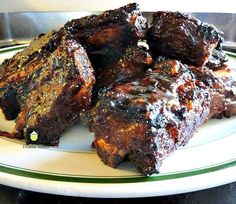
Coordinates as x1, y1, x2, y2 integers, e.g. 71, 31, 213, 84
86, 59, 210, 175
147, 12, 227, 67
95, 46, 153, 90
0, 31, 59, 120
65, 3, 147, 71
1, 37, 94, 145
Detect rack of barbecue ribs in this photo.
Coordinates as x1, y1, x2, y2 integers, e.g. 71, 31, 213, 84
0, 3, 236, 175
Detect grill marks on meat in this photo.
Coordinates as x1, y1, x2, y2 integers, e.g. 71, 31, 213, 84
147, 12, 227, 68
87, 60, 211, 175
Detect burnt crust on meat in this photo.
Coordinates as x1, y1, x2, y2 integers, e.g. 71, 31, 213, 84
147, 12, 228, 68
65, 3, 147, 70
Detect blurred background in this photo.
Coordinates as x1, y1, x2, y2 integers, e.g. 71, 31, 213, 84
0, 0, 236, 50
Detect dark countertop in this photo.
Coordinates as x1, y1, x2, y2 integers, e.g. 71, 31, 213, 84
1, 182, 236, 204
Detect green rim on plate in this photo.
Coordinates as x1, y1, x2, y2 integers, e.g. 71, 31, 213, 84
0, 159, 236, 183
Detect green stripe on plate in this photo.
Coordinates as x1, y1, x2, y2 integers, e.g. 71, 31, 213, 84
0, 159, 236, 183
226, 51, 236, 58
0, 45, 27, 54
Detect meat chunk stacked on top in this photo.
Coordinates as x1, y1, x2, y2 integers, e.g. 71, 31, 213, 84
147, 12, 228, 68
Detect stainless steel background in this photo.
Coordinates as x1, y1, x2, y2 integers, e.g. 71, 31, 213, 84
0, 12, 235, 50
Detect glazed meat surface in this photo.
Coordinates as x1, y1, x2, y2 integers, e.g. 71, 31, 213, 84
147, 12, 227, 68
146, 11, 235, 118
188, 66, 236, 119
86, 59, 211, 175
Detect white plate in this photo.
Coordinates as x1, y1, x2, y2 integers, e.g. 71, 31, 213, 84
0, 46, 236, 198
